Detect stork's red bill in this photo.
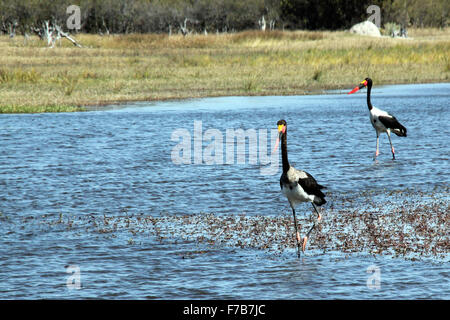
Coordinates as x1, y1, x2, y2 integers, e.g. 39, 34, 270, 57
348, 79, 368, 94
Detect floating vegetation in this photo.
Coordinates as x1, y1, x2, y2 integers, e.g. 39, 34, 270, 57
15, 188, 450, 261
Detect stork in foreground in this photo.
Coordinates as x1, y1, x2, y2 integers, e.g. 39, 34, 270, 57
273, 120, 326, 257
348, 77, 407, 160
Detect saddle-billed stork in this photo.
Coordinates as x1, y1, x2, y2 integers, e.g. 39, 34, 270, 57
348, 77, 407, 160
273, 120, 326, 257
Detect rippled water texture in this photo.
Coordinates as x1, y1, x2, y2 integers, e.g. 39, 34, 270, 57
0, 83, 449, 299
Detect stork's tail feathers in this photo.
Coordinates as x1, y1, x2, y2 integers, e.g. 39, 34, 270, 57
314, 196, 326, 206
378, 115, 407, 137
313, 184, 326, 206
393, 124, 407, 137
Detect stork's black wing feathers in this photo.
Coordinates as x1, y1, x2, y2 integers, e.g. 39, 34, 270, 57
378, 115, 407, 137
298, 172, 326, 205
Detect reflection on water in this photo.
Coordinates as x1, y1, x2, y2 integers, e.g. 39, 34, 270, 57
0, 83, 449, 299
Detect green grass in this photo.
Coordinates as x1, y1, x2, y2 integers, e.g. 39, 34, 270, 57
0, 104, 85, 113
0, 28, 449, 113
0, 68, 41, 84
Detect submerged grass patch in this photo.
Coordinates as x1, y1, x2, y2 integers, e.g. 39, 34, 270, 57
0, 28, 449, 113
25, 187, 449, 260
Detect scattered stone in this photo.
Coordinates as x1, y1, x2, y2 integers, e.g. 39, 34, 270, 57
349, 21, 381, 37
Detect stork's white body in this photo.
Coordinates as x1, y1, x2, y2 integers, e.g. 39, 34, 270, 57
370, 106, 391, 134
281, 167, 316, 209
368, 106, 407, 159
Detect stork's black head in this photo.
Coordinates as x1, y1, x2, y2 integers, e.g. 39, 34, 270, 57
277, 119, 287, 136
364, 77, 373, 88
277, 119, 287, 129
348, 77, 373, 94
272, 119, 287, 154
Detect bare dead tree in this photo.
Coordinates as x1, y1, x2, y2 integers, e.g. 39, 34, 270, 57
179, 18, 200, 36
41, 20, 83, 48
259, 15, 266, 31
180, 18, 189, 36
102, 18, 110, 36
42, 20, 55, 46
7, 20, 18, 38
55, 24, 82, 47
269, 19, 276, 30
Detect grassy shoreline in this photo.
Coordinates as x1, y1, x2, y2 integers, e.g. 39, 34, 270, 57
1, 29, 449, 113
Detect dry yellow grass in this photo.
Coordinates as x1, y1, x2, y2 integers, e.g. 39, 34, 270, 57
0, 29, 449, 113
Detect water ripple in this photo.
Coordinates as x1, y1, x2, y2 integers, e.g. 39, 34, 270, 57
0, 83, 449, 299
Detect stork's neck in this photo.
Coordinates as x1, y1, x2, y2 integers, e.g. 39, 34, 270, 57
280, 131, 290, 173
367, 82, 373, 110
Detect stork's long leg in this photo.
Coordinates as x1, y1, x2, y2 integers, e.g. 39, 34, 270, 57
387, 131, 395, 160
302, 222, 316, 252
301, 203, 323, 252
291, 207, 301, 258
312, 203, 322, 222
374, 132, 380, 160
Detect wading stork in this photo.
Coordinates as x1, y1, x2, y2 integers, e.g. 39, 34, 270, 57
273, 120, 326, 257
348, 77, 407, 160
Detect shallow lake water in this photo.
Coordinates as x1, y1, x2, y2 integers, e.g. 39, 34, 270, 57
0, 83, 449, 299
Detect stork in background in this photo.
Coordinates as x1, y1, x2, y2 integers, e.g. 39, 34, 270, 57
348, 78, 407, 160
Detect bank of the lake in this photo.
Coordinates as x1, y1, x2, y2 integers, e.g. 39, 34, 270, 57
0, 28, 449, 113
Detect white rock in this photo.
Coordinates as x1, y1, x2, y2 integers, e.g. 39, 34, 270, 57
349, 21, 381, 37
